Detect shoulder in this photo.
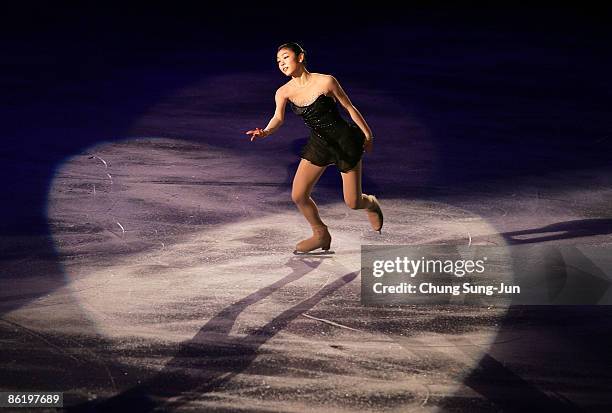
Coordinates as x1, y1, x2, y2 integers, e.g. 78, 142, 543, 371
304, 72, 336, 86
317, 73, 339, 88
275, 84, 290, 99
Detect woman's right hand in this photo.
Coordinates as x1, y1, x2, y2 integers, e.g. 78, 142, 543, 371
245, 127, 268, 142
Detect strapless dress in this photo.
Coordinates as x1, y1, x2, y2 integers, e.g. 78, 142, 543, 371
289, 93, 366, 173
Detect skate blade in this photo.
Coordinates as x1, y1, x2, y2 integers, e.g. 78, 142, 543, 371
292, 249, 335, 256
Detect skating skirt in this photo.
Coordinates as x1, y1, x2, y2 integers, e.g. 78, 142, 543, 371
300, 121, 366, 173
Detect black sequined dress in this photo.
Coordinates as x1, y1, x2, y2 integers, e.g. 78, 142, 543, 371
290, 93, 366, 173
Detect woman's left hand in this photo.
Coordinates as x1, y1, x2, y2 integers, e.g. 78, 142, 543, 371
363, 137, 374, 153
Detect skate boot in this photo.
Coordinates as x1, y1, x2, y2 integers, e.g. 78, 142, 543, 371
294, 224, 332, 254
366, 195, 383, 233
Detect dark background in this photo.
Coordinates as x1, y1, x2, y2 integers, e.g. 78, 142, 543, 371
1, 3, 611, 411
1, 2, 611, 235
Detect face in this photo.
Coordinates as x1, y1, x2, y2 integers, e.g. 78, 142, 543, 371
276, 48, 303, 76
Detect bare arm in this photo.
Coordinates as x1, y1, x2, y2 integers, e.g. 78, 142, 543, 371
327, 75, 373, 140
246, 88, 287, 141
263, 88, 287, 135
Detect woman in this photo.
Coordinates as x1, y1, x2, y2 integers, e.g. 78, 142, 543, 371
245, 42, 383, 254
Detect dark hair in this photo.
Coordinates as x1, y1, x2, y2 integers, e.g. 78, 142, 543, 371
277, 42, 307, 66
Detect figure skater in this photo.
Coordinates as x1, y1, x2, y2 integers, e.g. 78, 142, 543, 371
245, 42, 383, 254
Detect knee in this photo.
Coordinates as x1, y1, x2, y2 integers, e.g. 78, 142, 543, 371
292, 191, 309, 205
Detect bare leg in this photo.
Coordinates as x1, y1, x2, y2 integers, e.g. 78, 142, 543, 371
341, 159, 384, 232
292, 158, 327, 226
340, 159, 375, 210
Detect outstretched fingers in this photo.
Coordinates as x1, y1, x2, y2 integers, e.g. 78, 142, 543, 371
246, 128, 264, 142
